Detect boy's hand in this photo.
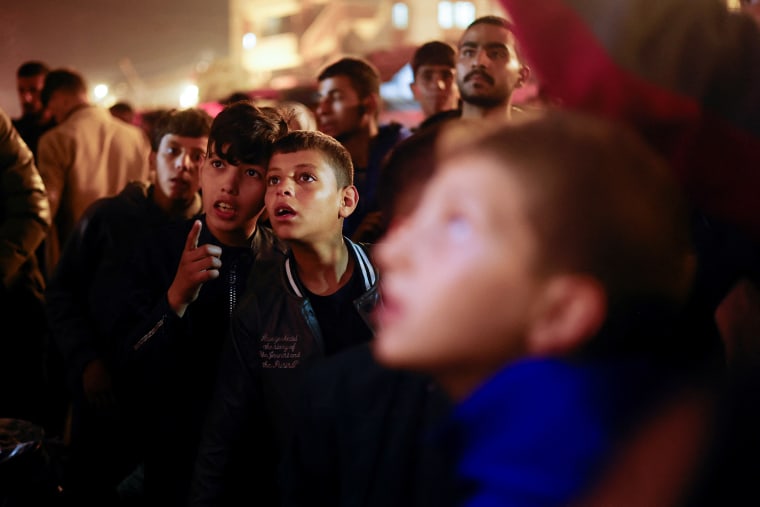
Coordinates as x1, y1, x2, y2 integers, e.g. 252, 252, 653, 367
167, 220, 222, 317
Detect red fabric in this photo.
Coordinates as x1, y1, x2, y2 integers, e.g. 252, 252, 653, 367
500, 0, 760, 240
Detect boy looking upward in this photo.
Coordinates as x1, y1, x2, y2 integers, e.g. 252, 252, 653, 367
112, 101, 288, 506
191, 130, 380, 506
374, 111, 702, 506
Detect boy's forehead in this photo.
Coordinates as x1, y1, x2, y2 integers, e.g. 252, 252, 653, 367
269, 149, 326, 169
318, 75, 358, 96
162, 133, 208, 145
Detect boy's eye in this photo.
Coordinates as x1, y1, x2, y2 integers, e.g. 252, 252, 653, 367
245, 168, 262, 178
488, 49, 509, 60
210, 159, 224, 169
299, 173, 316, 183
267, 176, 280, 186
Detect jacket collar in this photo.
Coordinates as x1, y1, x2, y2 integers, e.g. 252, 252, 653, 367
284, 238, 377, 298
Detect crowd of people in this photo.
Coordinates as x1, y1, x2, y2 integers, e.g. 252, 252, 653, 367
2, 0, 760, 506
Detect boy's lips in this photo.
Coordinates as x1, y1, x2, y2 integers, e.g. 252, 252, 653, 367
270, 202, 297, 220
213, 200, 237, 218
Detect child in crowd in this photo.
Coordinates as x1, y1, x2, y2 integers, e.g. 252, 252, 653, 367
111, 101, 288, 506
190, 130, 379, 506
373, 111, 707, 506
46, 107, 212, 505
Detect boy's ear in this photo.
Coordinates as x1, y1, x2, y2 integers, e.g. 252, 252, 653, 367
363, 93, 380, 118
338, 185, 359, 218
527, 274, 607, 356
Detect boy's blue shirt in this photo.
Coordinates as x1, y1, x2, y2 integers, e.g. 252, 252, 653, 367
440, 356, 674, 507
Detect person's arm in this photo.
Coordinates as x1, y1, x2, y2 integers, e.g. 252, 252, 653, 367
500, 0, 760, 240
0, 108, 50, 290
45, 201, 112, 399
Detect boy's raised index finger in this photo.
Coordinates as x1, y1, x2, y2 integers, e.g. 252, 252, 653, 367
185, 219, 203, 250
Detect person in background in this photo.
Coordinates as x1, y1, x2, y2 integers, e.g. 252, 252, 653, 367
456, 15, 531, 121
190, 130, 379, 507
12, 60, 56, 159
109, 101, 137, 124
315, 56, 412, 240
373, 111, 711, 506
409, 41, 461, 130
280, 100, 318, 131
0, 106, 52, 433
45, 107, 213, 506
37, 68, 150, 280
279, 123, 451, 507
111, 101, 288, 506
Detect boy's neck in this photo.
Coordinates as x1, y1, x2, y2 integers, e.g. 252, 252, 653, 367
291, 236, 353, 296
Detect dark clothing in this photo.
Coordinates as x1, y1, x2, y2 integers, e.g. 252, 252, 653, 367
281, 343, 452, 507
345, 122, 412, 239
190, 239, 379, 506
416, 108, 462, 131
45, 182, 201, 502
113, 217, 285, 506
0, 108, 52, 431
47, 182, 201, 393
12, 113, 55, 160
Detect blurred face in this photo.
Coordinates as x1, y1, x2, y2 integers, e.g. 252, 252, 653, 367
152, 134, 207, 205
373, 153, 548, 399
200, 143, 267, 246
17, 74, 46, 116
266, 149, 348, 244
411, 64, 459, 118
315, 76, 367, 140
457, 23, 525, 108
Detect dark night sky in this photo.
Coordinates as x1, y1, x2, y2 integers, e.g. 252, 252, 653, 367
1, 0, 229, 117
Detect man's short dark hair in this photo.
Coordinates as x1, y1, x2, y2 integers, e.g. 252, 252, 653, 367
208, 101, 289, 167
411, 41, 456, 76
17, 61, 50, 78
317, 57, 380, 100
41, 68, 87, 107
271, 130, 354, 188
465, 15, 514, 32
150, 108, 214, 152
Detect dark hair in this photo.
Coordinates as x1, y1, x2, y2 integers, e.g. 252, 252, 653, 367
317, 57, 380, 100
17, 61, 50, 78
208, 101, 289, 167
465, 15, 515, 32
271, 130, 354, 188
220, 91, 252, 106
377, 122, 443, 224
109, 101, 134, 115
411, 41, 456, 76
41, 68, 87, 106
150, 108, 213, 152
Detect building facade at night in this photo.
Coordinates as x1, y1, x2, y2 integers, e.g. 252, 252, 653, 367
198, 0, 507, 104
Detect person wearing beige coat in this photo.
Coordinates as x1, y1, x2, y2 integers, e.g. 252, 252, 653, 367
37, 68, 150, 279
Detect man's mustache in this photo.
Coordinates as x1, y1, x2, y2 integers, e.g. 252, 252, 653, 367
464, 70, 494, 85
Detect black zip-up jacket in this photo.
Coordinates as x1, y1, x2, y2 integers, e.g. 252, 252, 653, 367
111, 215, 285, 506
47, 181, 201, 394
189, 239, 380, 507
